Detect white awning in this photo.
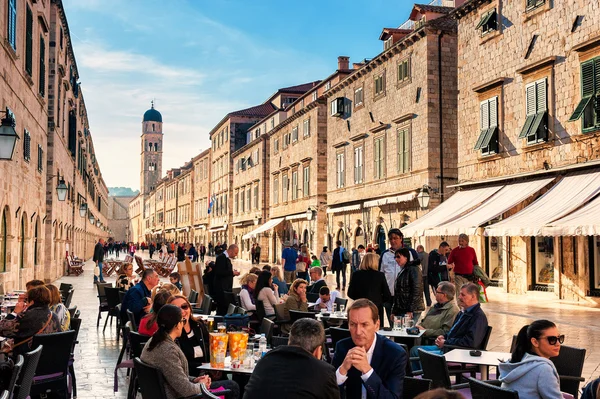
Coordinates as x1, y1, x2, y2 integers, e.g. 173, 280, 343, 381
430, 178, 554, 236
286, 213, 307, 221
363, 192, 416, 208
327, 204, 362, 214
194, 224, 206, 230
541, 195, 600, 236
401, 186, 503, 237
209, 226, 227, 232
242, 218, 284, 240
485, 171, 600, 237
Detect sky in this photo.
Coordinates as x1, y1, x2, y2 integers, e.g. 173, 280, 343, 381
63, 0, 417, 191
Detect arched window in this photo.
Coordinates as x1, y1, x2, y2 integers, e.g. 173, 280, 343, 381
0, 207, 7, 272
152, 123, 155, 131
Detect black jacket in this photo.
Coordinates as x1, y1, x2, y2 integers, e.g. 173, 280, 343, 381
176, 319, 210, 377
93, 241, 104, 263
427, 249, 449, 286
308, 279, 327, 294
176, 246, 186, 262
347, 270, 391, 308
243, 345, 339, 399
444, 303, 488, 349
391, 261, 425, 315
331, 247, 346, 271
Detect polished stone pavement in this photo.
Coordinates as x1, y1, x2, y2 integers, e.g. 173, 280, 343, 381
55, 251, 600, 398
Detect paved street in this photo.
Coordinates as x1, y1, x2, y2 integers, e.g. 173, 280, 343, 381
58, 251, 600, 398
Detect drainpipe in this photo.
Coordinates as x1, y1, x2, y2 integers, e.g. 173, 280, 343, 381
438, 32, 445, 202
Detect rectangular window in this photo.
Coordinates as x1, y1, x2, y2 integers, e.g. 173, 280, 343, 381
474, 97, 499, 154
292, 126, 298, 142
325, 81, 331, 91
526, 0, 545, 11
240, 190, 245, 213
331, 97, 344, 117
374, 137, 385, 179
37, 145, 43, 172
476, 9, 498, 35
270, 118, 274, 129
354, 146, 363, 184
312, 92, 317, 102
292, 171, 298, 200
303, 119, 310, 137
336, 152, 345, 188
274, 138, 279, 153
234, 191, 239, 215
23, 130, 31, 162
7, 0, 17, 50
518, 79, 548, 144
282, 134, 289, 149
303, 166, 310, 197
397, 129, 411, 173
253, 185, 258, 209
374, 73, 385, 97
39, 35, 45, 97
273, 176, 279, 205
354, 87, 363, 107
282, 175, 288, 202
397, 60, 410, 82
570, 57, 600, 133
25, 5, 33, 76
246, 188, 251, 211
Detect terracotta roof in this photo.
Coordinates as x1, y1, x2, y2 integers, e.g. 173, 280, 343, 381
426, 15, 458, 31
229, 103, 277, 118
413, 4, 455, 13
380, 28, 413, 40
279, 81, 320, 94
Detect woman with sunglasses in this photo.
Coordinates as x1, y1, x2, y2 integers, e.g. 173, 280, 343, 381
167, 295, 240, 398
391, 248, 425, 324
499, 319, 563, 399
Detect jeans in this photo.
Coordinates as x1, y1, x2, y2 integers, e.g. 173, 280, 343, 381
335, 265, 347, 289
94, 262, 104, 282
410, 345, 443, 372
423, 276, 432, 306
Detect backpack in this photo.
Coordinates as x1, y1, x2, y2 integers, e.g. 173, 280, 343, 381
342, 248, 350, 264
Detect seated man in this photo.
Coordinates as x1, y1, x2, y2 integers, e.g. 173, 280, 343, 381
314, 286, 340, 312
243, 318, 339, 398
307, 267, 327, 293
120, 269, 160, 325
410, 282, 488, 370
332, 299, 406, 399
417, 281, 460, 341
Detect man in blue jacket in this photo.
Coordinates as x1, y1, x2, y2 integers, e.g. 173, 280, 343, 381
120, 269, 160, 324
332, 298, 406, 399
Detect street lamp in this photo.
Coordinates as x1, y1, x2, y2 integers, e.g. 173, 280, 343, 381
306, 208, 314, 221
56, 178, 68, 201
0, 108, 18, 160
253, 214, 260, 226
79, 202, 88, 217
96, 220, 101, 228
417, 185, 431, 209
89, 213, 95, 225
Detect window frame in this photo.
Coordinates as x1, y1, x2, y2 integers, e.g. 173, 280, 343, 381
374, 71, 386, 98
354, 87, 364, 107
303, 166, 310, 197
273, 176, 279, 205
474, 96, 499, 155
303, 118, 310, 137
397, 59, 410, 84
354, 146, 364, 184
396, 128, 411, 173
336, 152, 345, 188
373, 136, 386, 179
291, 170, 298, 201
519, 78, 548, 144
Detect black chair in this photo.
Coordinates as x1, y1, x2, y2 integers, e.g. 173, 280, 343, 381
468, 377, 519, 399
234, 306, 247, 315
59, 283, 73, 292
334, 296, 348, 310
403, 377, 432, 399
231, 287, 241, 295
289, 310, 316, 323
6, 355, 23, 398
127, 309, 138, 332
96, 282, 113, 327
417, 349, 468, 390
551, 345, 586, 399
128, 332, 151, 399
67, 306, 77, 319
271, 336, 289, 348
105, 287, 123, 334
114, 323, 133, 393
226, 303, 236, 315
188, 289, 199, 305
223, 291, 240, 307
199, 294, 213, 315
63, 289, 75, 308
69, 317, 83, 398
329, 327, 351, 348
260, 318, 274, 344
14, 345, 42, 399
30, 330, 76, 397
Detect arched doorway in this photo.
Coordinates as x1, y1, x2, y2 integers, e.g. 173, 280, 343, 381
337, 229, 346, 247
327, 234, 333, 252
355, 227, 365, 248
376, 225, 386, 252
0, 207, 7, 272
302, 229, 309, 247
34, 218, 39, 265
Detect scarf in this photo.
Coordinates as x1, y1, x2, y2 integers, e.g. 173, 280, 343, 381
242, 284, 255, 304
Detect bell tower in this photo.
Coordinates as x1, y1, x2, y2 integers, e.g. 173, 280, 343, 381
140, 101, 163, 196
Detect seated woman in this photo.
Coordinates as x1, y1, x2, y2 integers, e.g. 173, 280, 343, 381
166, 295, 240, 397
139, 290, 172, 336
271, 266, 288, 295
0, 286, 62, 357
282, 279, 308, 334
140, 304, 213, 399
254, 271, 279, 318
239, 273, 258, 316
151, 283, 181, 301
47, 284, 71, 331
499, 319, 563, 399
116, 263, 137, 291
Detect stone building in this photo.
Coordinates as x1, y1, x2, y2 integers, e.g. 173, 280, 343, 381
127, 194, 142, 244
409, 0, 600, 303
107, 196, 133, 242
326, 5, 459, 253
0, 0, 108, 289
175, 164, 193, 243
191, 149, 211, 247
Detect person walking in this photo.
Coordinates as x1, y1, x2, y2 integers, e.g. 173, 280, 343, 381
281, 241, 298, 283
93, 238, 106, 284
331, 240, 350, 291
255, 243, 261, 264
447, 234, 479, 299
199, 243, 206, 262
319, 246, 331, 276
149, 242, 156, 259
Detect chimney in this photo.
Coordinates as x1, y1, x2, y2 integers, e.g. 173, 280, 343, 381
338, 56, 350, 71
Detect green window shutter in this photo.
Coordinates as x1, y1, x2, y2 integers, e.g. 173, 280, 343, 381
481, 101, 489, 129
480, 126, 497, 149
490, 97, 498, 127
569, 60, 595, 121
474, 129, 488, 150
397, 132, 402, 172
403, 129, 410, 172
25, 6, 33, 76
519, 115, 536, 138
527, 111, 547, 139
8, 0, 17, 50
536, 79, 547, 112
39, 36, 45, 97
476, 10, 493, 29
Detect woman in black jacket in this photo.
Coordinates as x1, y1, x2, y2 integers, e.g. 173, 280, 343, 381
391, 248, 425, 324
347, 253, 391, 326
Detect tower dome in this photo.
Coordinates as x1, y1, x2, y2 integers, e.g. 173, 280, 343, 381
143, 102, 162, 123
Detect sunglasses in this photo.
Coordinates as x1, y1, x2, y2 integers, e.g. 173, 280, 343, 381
541, 335, 565, 345
179, 304, 190, 310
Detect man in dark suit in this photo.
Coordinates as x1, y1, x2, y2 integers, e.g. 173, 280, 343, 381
332, 299, 406, 399
331, 240, 349, 291
308, 266, 327, 294
409, 282, 488, 370
93, 238, 106, 284
212, 244, 240, 315
243, 318, 339, 399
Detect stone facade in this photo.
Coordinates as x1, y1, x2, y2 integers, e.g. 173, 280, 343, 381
453, 0, 600, 302
107, 196, 132, 242
191, 149, 211, 247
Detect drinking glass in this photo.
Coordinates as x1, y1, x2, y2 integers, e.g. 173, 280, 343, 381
206, 317, 215, 332
244, 349, 254, 369
332, 303, 338, 315
393, 317, 402, 331
217, 322, 227, 333
339, 304, 345, 314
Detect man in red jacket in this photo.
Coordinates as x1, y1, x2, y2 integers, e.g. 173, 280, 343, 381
447, 233, 478, 299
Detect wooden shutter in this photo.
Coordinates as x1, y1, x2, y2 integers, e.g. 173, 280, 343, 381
480, 101, 489, 129
403, 129, 410, 172
489, 97, 498, 126
526, 84, 536, 115
8, 0, 17, 49
569, 60, 595, 121
536, 79, 547, 112
23, 130, 31, 161
374, 140, 380, 178
25, 6, 33, 75
39, 36, 45, 97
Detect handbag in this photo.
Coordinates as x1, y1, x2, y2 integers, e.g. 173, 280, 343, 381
94, 264, 100, 277
296, 261, 307, 272
3, 312, 53, 353
224, 314, 249, 329
477, 280, 489, 303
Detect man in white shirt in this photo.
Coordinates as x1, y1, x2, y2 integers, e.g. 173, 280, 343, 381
331, 299, 406, 399
314, 286, 340, 312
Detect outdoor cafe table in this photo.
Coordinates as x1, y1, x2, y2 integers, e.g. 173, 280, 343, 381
443, 349, 511, 380
378, 328, 425, 348
198, 356, 254, 375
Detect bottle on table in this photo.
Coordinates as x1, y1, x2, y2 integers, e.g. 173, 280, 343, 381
259, 334, 267, 358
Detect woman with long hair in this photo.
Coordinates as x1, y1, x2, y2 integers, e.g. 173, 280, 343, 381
116, 263, 137, 291
239, 273, 258, 315
139, 290, 172, 336
46, 284, 71, 331
270, 266, 288, 295
499, 319, 563, 398
296, 245, 310, 281
140, 305, 211, 399
282, 279, 308, 334
347, 253, 391, 327
254, 271, 279, 317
